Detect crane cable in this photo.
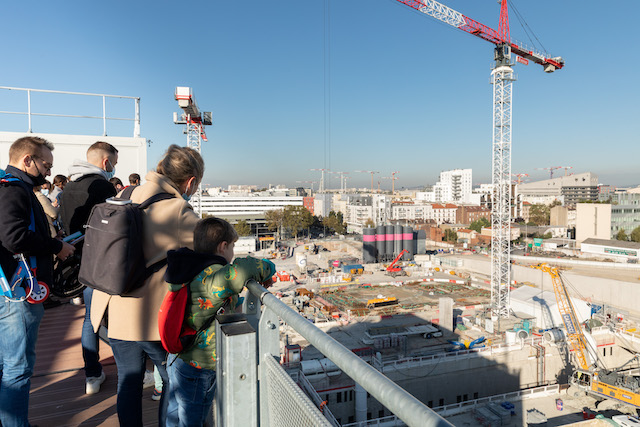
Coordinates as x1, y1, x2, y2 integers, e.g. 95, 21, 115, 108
508, 0, 549, 56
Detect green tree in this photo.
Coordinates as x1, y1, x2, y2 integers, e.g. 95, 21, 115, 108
265, 209, 284, 239
616, 229, 628, 241
631, 226, 640, 243
469, 217, 490, 233
234, 220, 252, 236
282, 205, 314, 238
323, 211, 346, 235
364, 218, 375, 228
444, 229, 458, 243
529, 204, 550, 226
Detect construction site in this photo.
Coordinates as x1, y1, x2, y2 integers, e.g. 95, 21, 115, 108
259, 234, 640, 426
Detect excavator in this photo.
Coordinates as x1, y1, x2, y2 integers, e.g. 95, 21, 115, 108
534, 264, 640, 409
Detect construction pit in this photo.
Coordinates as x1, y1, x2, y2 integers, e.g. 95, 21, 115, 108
316, 281, 491, 317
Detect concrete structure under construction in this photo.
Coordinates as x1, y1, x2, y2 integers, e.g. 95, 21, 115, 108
266, 237, 640, 426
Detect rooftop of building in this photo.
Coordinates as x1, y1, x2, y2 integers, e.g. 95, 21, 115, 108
582, 238, 640, 250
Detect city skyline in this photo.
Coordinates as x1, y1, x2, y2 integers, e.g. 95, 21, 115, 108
0, 1, 637, 189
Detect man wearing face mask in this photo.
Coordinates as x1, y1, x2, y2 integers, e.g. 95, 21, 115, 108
0, 136, 75, 426
59, 141, 118, 395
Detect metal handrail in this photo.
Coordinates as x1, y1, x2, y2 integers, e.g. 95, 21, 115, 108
246, 280, 453, 427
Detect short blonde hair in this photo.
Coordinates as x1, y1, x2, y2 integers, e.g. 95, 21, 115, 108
156, 145, 204, 187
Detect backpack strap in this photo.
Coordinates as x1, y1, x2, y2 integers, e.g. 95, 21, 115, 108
136, 191, 176, 280
138, 192, 175, 209
120, 185, 136, 200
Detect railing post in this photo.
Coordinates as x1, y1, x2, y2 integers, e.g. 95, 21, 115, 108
102, 95, 107, 136
134, 98, 141, 137
215, 313, 258, 427
258, 306, 280, 427
27, 89, 32, 133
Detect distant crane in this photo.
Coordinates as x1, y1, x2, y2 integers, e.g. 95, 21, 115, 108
536, 166, 563, 179
511, 173, 529, 185
173, 87, 212, 217
389, 171, 400, 195
560, 166, 573, 176
330, 171, 350, 193
393, 0, 564, 321
355, 170, 380, 193
310, 168, 329, 193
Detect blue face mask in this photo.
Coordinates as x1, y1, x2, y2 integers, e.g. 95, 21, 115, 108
41, 189, 49, 197
182, 193, 191, 202
105, 159, 116, 180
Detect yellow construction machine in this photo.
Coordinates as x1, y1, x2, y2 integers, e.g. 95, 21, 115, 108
534, 264, 640, 408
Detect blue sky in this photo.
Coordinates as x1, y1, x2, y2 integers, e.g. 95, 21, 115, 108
1, 1, 638, 190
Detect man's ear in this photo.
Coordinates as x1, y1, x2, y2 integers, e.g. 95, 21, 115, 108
218, 241, 228, 253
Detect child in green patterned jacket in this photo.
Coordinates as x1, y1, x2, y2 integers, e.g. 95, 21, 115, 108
164, 217, 275, 427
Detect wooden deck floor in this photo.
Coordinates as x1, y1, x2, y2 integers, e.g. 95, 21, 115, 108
30, 302, 160, 426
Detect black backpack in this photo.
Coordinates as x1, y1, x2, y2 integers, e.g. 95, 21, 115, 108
78, 186, 174, 295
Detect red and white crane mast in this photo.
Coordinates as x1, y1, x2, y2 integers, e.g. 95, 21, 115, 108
394, 0, 563, 321
174, 87, 213, 217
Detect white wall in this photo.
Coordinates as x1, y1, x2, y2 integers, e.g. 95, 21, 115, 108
0, 131, 148, 182
576, 203, 612, 244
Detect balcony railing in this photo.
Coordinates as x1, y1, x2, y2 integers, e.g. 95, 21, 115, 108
214, 280, 453, 427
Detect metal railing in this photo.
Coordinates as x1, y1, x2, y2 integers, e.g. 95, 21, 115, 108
215, 280, 453, 427
0, 86, 141, 137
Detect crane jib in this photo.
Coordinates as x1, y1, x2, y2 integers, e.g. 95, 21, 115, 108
396, 0, 564, 70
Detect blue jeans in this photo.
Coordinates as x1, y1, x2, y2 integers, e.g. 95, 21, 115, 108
81, 286, 102, 378
0, 299, 44, 427
166, 355, 216, 427
110, 339, 168, 427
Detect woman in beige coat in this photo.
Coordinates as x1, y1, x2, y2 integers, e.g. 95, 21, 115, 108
90, 145, 204, 427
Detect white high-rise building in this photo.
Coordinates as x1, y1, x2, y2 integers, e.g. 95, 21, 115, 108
439, 169, 473, 203
418, 169, 473, 203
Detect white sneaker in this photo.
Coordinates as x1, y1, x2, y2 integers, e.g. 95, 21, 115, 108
143, 370, 155, 389
85, 371, 106, 395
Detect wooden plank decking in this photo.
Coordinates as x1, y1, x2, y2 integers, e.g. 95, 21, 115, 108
29, 302, 160, 426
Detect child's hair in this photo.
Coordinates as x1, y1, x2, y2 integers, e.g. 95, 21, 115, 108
194, 217, 238, 254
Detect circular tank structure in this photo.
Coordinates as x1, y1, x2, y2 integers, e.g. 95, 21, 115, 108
363, 228, 377, 264
385, 225, 394, 262
402, 226, 414, 260
375, 226, 385, 263
393, 225, 402, 257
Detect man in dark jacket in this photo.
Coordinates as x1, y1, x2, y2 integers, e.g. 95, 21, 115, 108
0, 136, 75, 426
59, 141, 118, 395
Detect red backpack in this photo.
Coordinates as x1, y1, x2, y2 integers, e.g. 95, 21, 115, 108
158, 284, 231, 354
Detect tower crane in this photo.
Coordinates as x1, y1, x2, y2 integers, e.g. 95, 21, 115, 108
389, 171, 399, 195
394, 0, 564, 321
536, 166, 562, 179
355, 170, 380, 193
310, 168, 330, 193
560, 166, 573, 176
511, 173, 528, 185
330, 171, 350, 193
173, 87, 213, 217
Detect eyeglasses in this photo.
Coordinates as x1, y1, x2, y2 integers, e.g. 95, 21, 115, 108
32, 155, 53, 171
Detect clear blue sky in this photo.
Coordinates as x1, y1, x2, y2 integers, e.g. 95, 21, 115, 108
1, 0, 638, 190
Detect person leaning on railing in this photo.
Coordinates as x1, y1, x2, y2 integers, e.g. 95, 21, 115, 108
90, 144, 204, 427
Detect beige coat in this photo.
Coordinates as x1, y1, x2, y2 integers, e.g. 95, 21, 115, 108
91, 171, 199, 341
35, 191, 58, 237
